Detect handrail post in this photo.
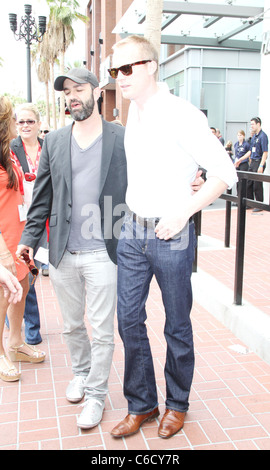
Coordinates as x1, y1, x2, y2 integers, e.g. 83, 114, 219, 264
225, 188, 232, 247
197, 170, 270, 304
234, 177, 247, 305
192, 211, 200, 272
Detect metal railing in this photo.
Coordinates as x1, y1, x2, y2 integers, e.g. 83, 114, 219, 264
194, 170, 270, 305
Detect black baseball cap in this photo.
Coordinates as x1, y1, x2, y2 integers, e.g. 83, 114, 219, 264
54, 67, 99, 91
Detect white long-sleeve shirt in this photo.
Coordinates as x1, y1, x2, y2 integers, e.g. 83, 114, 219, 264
124, 83, 237, 218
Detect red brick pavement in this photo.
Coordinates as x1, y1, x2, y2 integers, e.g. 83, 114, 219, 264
0, 207, 270, 450
199, 207, 270, 317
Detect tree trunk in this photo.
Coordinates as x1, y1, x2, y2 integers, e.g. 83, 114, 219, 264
59, 51, 66, 128
144, 0, 163, 63
45, 82, 50, 126
50, 63, 57, 130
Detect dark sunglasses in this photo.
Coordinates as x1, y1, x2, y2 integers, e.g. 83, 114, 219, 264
40, 130, 49, 134
17, 120, 36, 126
19, 252, 39, 280
108, 60, 151, 79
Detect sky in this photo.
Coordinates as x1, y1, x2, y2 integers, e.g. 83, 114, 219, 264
0, 0, 87, 102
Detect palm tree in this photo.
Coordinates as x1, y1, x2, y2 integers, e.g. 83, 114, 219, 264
46, 0, 88, 127
144, 0, 163, 69
65, 60, 84, 71
37, 58, 51, 126
38, 27, 60, 129
32, 44, 51, 126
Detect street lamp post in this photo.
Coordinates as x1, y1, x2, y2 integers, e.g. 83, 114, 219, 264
9, 4, 46, 102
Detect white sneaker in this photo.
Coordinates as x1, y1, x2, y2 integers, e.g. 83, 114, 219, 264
66, 376, 85, 403
77, 398, 105, 429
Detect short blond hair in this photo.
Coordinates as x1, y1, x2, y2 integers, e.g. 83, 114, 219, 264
16, 103, 40, 122
113, 35, 159, 65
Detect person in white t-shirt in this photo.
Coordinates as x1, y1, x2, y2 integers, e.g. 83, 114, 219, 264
108, 35, 237, 440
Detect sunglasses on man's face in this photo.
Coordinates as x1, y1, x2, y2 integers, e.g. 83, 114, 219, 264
40, 130, 49, 134
108, 60, 151, 79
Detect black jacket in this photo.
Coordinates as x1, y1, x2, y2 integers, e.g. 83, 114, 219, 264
10, 135, 44, 173
20, 120, 127, 267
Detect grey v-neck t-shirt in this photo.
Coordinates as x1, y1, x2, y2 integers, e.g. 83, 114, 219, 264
67, 133, 106, 252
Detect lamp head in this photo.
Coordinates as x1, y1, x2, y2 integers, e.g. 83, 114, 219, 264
38, 16, 46, 35
24, 4, 32, 15
8, 13, 17, 33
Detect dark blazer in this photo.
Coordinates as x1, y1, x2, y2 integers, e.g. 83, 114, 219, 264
10, 136, 44, 173
20, 120, 127, 267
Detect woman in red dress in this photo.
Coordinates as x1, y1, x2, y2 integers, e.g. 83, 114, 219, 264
0, 96, 45, 382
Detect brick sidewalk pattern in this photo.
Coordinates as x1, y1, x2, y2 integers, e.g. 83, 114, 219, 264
0, 208, 270, 450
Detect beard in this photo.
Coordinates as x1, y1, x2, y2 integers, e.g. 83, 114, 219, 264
67, 94, 95, 121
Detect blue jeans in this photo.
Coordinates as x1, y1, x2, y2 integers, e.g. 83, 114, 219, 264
117, 212, 196, 414
24, 273, 42, 344
5, 272, 42, 345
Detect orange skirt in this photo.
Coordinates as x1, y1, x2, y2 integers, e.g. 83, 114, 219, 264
0, 169, 29, 282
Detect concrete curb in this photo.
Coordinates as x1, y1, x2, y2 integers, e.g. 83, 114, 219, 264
192, 268, 270, 365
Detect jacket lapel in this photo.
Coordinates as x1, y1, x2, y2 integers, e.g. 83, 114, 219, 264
60, 124, 73, 193
99, 120, 115, 195
11, 137, 29, 173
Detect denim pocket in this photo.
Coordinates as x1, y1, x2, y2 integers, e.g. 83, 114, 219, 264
169, 221, 189, 251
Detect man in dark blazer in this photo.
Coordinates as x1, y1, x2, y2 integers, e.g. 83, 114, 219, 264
17, 69, 127, 430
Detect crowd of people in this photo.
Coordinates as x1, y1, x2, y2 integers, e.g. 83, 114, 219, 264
210, 121, 268, 211
0, 34, 267, 440
0, 97, 46, 383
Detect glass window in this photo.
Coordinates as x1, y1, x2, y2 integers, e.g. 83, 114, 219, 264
202, 68, 226, 133
165, 72, 184, 96
202, 83, 225, 131
202, 68, 226, 82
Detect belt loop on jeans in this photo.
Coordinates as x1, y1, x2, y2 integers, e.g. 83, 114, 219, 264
127, 209, 194, 228
127, 208, 160, 229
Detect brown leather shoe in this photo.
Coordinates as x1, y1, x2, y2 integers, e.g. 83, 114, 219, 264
158, 409, 185, 439
111, 407, 159, 438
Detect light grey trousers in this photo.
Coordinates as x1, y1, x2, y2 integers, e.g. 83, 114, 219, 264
49, 249, 117, 402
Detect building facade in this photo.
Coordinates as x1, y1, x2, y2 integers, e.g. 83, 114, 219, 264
159, 45, 261, 144
85, 0, 133, 125
85, 1, 261, 145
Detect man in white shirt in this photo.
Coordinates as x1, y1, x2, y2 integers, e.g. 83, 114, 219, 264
109, 35, 237, 439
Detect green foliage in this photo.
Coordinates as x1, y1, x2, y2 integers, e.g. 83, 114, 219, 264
65, 60, 84, 71
2, 93, 57, 121
46, 0, 88, 25
46, 0, 81, 8
3, 93, 27, 108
